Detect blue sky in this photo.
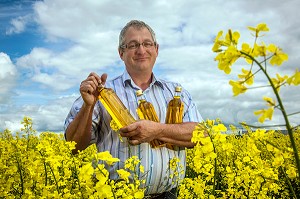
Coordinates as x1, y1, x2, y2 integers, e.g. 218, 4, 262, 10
1, 0, 300, 133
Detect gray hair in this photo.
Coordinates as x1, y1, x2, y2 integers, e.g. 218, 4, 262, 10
119, 20, 157, 49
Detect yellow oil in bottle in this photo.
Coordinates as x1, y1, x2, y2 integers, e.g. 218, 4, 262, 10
98, 85, 135, 129
136, 90, 164, 148
165, 86, 184, 124
165, 86, 184, 150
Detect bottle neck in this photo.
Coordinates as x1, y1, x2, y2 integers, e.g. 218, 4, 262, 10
98, 83, 105, 92
174, 91, 181, 98
137, 94, 146, 103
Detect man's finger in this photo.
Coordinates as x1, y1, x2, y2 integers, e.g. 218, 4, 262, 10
120, 122, 137, 133
129, 139, 140, 145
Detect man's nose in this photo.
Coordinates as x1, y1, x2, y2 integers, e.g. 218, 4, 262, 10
136, 44, 146, 53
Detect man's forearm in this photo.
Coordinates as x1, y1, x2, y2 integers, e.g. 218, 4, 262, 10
159, 122, 199, 148
65, 103, 94, 151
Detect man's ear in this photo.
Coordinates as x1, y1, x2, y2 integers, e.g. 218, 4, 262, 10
118, 48, 124, 60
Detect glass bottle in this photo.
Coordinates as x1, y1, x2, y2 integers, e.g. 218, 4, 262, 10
136, 90, 163, 148
165, 86, 184, 150
98, 84, 135, 129
165, 86, 184, 124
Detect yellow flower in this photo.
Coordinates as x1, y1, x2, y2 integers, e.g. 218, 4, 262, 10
215, 45, 240, 74
241, 43, 254, 64
125, 156, 140, 171
212, 124, 227, 133
95, 164, 109, 184
253, 43, 268, 57
268, 44, 288, 66
117, 169, 131, 182
229, 80, 247, 96
110, 119, 119, 131
209, 195, 215, 199
134, 191, 145, 198
248, 23, 269, 37
78, 163, 94, 183
139, 165, 144, 173
286, 167, 297, 178
254, 107, 274, 123
238, 68, 254, 85
272, 155, 284, 167
169, 157, 180, 171
225, 29, 240, 45
206, 119, 215, 127
212, 31, 224, 52
243, 156, 250, 163
263, 96, 275, 107
271, 73, 288, 91
287, 69, 300, 85
96, 151, 120, 165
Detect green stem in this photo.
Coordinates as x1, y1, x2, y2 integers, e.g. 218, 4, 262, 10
240, 123, 286, 129
15, 155, 24, 196
207, 131, 218, 195
71, 155, 84, 199
288, 111, 300, 117
246, 85, 271, 89
39, 151, 48, 186
47, 163, 60, 194
240, 51, 300, 180
279, 166, 297, 199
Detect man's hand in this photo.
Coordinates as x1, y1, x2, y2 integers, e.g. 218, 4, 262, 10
120, 121, 199, 148
80, 72, 107, 106
119, 120, 161, 145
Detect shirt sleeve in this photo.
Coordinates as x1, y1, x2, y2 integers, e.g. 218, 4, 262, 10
63, 96, 99, 144
181, 87, 203, 123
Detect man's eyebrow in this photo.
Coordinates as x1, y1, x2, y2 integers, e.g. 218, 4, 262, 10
126, 39, 153, 43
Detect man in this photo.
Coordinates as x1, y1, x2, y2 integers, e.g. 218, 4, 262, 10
64, 20, 203, 198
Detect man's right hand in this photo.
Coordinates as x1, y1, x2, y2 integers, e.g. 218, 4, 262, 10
80, 72, 107, 106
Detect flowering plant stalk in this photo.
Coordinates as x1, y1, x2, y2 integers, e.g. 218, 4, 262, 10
181, 120, 299, 198
212, 23, 300, 178
0, 117, 145, 198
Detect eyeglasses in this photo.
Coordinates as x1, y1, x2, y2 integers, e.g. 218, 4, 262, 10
120, 41, 156, 50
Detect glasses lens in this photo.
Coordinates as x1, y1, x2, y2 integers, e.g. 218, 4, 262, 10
143, 42, 153, 48
125, 41, 155, 50
127, 42, 138, 49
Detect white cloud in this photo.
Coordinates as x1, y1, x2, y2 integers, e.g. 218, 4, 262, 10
0, 93, 79, 133
6, 15, 32, 35
0, 52, 17, 103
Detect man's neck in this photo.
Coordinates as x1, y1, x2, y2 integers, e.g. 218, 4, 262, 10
129, 71, 153, 91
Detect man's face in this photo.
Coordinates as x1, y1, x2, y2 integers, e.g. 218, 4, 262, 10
119, 27, 159, 74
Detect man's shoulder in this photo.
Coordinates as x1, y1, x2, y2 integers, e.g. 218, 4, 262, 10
105, 74, 123, 87
157, 78, 182, 89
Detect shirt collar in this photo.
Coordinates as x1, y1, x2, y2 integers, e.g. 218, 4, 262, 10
121, 70, 163, 90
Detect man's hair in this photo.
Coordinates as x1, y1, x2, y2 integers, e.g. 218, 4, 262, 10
119, 20, 157, 49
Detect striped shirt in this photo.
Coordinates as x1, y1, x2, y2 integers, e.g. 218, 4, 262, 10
64, 70, 203, 194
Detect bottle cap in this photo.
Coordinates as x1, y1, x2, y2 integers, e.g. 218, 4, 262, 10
175, 86, 182, 92
97, 82, 104, 91
136, 90, 143, 96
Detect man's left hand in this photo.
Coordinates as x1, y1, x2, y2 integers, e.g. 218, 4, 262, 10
119, 120, 162, 145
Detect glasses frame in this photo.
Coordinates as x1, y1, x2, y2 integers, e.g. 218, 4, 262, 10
120, 41, 157, 50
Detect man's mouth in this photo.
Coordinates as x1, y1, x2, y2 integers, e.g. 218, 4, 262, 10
134, 57, 148, 61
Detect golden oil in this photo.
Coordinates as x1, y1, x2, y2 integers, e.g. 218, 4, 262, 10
164, 86, 184, 150
165, 86, 184, 124
98, 85, 135, 129
136, 90, 163, 148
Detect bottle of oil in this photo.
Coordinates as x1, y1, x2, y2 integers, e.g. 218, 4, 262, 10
165, 86, 184, 150
136, 90, 164, 148
165, 86, 184, 124
98, 84, 135, 129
